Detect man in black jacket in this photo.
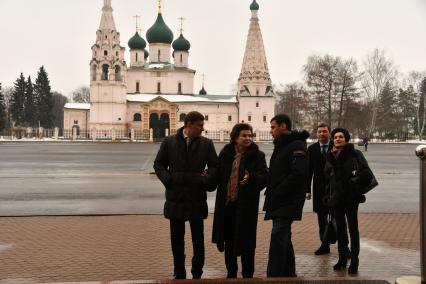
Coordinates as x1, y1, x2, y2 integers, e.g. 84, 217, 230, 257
306, 123, 349, 256
263, 114, 309, 277
153, 111, 218, 279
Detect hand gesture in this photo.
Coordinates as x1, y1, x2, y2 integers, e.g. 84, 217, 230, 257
240, 170, 250, 186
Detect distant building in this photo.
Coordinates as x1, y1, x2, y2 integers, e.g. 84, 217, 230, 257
64, 0, 275, 140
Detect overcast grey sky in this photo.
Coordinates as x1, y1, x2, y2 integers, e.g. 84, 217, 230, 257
1, 0, 426, 97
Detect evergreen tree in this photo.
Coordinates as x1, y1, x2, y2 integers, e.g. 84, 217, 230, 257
34, 66, 54, 128
0, 84, 7, 131
24, 76, 36, 127
376, 82, 399, 139
10, 73, 26, 127
397, 86, 417, 140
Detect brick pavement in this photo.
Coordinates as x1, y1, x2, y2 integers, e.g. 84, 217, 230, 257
0, 213, 420, 283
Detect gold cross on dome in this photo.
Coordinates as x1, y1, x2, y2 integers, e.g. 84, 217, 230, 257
133, 15, 141, 32
178, 17, 185, 34
158, 0, 162, 13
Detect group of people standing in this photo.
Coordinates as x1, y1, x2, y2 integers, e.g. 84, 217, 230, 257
153, 111, 376, 279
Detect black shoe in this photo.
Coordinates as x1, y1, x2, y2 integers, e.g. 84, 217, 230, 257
315, 245, 330, 255
333, 257, 348, 271
348, 257, 359, 274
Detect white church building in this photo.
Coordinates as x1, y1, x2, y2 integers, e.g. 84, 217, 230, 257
64, 0, 275, 141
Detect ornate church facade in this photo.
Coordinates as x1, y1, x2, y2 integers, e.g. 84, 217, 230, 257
64, 0, 275, 140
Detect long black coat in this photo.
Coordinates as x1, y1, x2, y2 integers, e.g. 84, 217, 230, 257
307, 142, 331, 213
263, 131, 309, 221
212, 143, 267, 255
153, 127, 218, 220
324, 143, 371, 206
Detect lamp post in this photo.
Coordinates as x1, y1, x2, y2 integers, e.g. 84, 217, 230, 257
415, 145, 426, 284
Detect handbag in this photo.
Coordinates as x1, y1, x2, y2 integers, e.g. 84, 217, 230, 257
321, 213, 337, 244
352, 153, 378, 195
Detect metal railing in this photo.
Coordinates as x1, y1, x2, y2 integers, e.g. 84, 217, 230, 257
415, 145, 426, 284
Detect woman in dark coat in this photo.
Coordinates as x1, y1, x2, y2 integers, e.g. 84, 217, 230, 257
324, 128, 375, 274
212, 123, 268, 278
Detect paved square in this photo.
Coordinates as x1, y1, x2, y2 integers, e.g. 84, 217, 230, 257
0, 213, 420, 283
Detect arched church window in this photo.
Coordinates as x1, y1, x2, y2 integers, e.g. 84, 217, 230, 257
179, 113, 187, 122
178, 83, 182, 94
136, 82, 140, 93
102, 64, 109, 80
91, 64, 97, 81
136, 52, 138, 62
256, 89, 259, 96
180, 54, 183, 63
105, 35, 108, 39
256, 102, 259, 107
116, 51, 119, 56
263, 115, 267, 122
115, 65, 121, 81
104, 50, 108, 56
133, 113, 142, 121
157, 82, 161, 94
158, 50, 161, 62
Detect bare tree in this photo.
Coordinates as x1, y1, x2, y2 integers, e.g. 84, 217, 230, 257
71, 86, 90, 103
335, 58, 360, 127
361, 49, 398, 138
51, 92, 68, 130
275, 82, 310, 130
303, 54, 341, 128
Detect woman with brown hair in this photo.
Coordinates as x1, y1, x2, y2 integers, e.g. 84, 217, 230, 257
212, 123, 267, 278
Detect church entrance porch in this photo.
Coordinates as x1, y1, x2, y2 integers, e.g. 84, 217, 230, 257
149, 112, 170, 141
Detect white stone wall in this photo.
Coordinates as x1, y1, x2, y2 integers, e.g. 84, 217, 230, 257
177, 103, 238, 132
238, 96, 275, 132
64, 109, 90, 130
126, 69, 194, 94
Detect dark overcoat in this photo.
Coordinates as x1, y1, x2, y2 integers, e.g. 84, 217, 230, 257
324, 143, 372, 206
307, 142, 332, 213
263, 131, 310, 221
153, 127, 218, 220
212, 143, 267, 255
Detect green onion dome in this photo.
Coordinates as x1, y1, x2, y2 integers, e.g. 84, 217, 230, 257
128, 32, 147, 50
146, 13, 174, 44
172, 34, 191, 52
250, 0, 259, 10
144, 49, 149, 59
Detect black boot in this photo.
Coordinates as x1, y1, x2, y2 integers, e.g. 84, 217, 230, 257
333, 255, 348, 271
314, 244, 330, 255
348, 257, 359, 274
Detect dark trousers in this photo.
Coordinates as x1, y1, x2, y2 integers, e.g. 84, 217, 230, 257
224, 205, 255, 278
318, 209, 349, 247
335, 203, 359, 258
170, 219, 205, 279
267, 218, 295, 277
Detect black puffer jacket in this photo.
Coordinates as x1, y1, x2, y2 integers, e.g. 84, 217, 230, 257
153, 127, 218, 220
324, 143, 371, 207
263, 130, 309, 220
212, 143, 267, 255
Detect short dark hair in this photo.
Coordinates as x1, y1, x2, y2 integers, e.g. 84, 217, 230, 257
271, 114, 292, 131
230, 123, 253, 143
331, 127, 351, 142
317, 123, 331, 132
184, 111, 205, 126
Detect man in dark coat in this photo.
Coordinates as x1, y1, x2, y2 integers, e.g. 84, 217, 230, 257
263, 114, 309, 277
307, 124, 349, 256
153, 111, 218, 279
